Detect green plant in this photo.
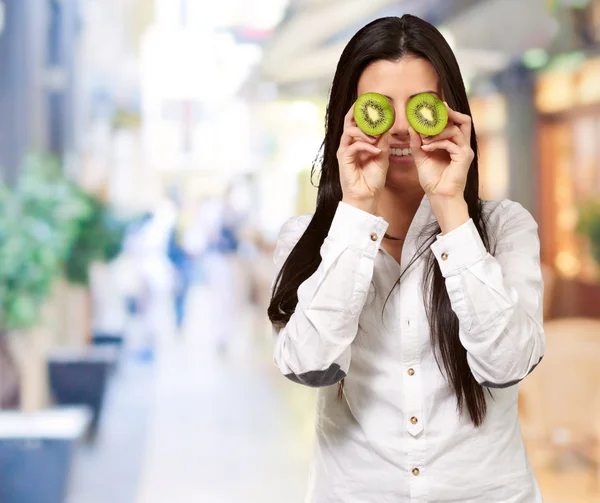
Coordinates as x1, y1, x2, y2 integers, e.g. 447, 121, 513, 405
64, 193, 127, 286
18, 154, 92, 259
0, 154, 90, 331
0, 153, 128, 330
577, 199, 600, 266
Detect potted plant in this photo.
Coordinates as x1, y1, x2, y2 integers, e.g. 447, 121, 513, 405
0, 154, 90, 409
66, 189, 126, 349
0, 184, 22, 410
0, 154, 92, 503
48, 187, 127, 437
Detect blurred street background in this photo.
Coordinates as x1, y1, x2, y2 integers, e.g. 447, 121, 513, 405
0, 0, 600, 502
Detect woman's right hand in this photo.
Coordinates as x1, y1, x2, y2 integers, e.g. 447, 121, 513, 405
337, 104, 390, 214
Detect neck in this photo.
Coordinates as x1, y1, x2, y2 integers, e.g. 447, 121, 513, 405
377, 185, 425, 240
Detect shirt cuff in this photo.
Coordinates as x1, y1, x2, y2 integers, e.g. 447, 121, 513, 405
430, 218, 487, 277
327, 201, 389, 256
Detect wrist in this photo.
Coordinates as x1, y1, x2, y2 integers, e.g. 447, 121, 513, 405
428, 196, 470, 235
341, 197, 378, 215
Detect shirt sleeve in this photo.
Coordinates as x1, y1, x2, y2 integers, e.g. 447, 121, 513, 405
272, 201, 388, 387
429, 201, 545, 388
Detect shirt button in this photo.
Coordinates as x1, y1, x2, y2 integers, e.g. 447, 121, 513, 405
441, 252, 449, 261
410, 416, 418, 425
407, 368, 415, 376
412, 468, 420, 476
370, 232, 378, 241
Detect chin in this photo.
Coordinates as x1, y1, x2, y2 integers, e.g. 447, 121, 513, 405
385, 160, 419, 189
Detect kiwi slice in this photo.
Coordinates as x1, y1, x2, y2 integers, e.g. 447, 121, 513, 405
406, 93, 448, 136
354, 93, 395, 136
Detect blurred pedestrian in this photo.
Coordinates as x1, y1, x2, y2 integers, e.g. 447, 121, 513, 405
125, 199, 177, 360
167, 213, 193, 333
201, 193, 244, 354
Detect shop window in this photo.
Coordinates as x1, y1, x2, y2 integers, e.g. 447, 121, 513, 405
537, 60, 600, 282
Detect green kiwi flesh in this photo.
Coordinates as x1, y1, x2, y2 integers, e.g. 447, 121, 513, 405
406, 93, 448, 136
354, 93, 394, 136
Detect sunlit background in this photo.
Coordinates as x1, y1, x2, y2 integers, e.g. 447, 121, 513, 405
0, 0, 600, 502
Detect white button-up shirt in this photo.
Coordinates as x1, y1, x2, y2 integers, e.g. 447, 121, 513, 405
272, 197, 545, 503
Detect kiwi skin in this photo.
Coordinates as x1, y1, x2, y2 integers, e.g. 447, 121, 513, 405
354, 92, 395, 136
406, 92, 448, 136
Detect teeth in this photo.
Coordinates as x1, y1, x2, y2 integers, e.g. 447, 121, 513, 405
391, 148, 412, 157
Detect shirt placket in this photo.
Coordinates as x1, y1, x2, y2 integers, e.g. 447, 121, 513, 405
399, 272, 428, 502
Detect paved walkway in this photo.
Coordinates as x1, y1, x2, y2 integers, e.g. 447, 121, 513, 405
134, 285, 316, 503
66, 354, 155, 503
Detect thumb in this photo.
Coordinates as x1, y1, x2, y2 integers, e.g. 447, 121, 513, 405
408, 126, 425, 164
377, 131, 391, 155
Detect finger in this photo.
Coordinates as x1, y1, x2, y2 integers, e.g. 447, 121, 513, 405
444, 102, 472, 140
420, 139, 462, 157
376, 131, 391, 154
344, 104, 357, 129
408, 127, 427, 164
339, 106, 356, 148
421, 126, 466, 147
444, 102, 471, 125
344, 126, 378, 146
340, 102, 378, 147
342, 142, 382, 161
408, 126, 422, 152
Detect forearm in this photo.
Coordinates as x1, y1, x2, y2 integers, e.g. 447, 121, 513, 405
428, 196, 470, 235
429, 202, 546, 388
273, 201, 388, 387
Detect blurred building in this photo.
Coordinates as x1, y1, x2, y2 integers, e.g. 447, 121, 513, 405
0, 0, 52, 182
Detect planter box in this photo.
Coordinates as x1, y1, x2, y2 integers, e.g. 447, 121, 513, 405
48, 346, 118, 437
0, 406, 91, 503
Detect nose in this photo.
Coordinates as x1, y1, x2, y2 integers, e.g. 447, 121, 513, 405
388, 104, 409, 138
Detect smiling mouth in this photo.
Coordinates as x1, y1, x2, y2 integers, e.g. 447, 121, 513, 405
390, 147, 412, 157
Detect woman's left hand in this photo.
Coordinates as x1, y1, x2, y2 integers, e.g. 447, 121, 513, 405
409, 103, 474, 199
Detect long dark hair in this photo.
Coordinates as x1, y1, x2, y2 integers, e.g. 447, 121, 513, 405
268, 15, 494, 426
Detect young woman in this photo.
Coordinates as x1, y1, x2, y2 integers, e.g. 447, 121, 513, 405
268, 14, 545, 503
